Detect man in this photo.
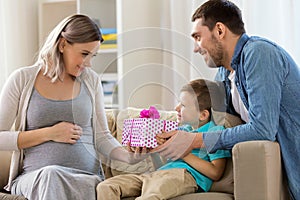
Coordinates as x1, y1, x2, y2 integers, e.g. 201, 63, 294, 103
153, 0, 300, 199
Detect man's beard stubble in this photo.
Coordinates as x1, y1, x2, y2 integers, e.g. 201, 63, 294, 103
205, 35, 224, 68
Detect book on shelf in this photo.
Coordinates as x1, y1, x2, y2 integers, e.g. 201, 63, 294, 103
100, 28, 117, 49
102, 33, 117, 41
100, 28, 116, 35
100, 44, 117, 49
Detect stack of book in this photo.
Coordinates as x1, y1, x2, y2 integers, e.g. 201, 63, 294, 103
100, 28, 117, 49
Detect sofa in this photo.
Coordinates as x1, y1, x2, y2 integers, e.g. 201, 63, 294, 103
0, 107, 290, 200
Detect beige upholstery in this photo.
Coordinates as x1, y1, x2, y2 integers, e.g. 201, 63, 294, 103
233, 141, 290, 200
0, 193, 27, 200
0, 151, 12, 190
0, 108, 290, 200
210, 158, 233, 194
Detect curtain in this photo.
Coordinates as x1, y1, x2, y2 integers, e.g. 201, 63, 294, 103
0, 0, 38, 90
233, 0, 300, 65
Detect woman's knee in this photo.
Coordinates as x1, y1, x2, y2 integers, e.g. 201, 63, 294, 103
37, 165, 62, 181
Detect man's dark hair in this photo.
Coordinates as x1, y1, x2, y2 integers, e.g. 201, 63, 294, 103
192, 0, 245, 35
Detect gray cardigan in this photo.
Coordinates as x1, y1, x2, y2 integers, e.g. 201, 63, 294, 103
0, 65, 121, 190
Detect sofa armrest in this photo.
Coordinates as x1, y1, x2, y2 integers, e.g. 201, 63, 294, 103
0, 192, 28, 200
0, 151, 12, 190
232, 140, 284, 200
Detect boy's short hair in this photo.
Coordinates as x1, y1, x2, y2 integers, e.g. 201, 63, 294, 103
181, 79, 226, 114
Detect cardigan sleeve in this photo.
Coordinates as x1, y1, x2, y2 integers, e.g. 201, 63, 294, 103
0, 69, 23, 151
83, 69, 121, 158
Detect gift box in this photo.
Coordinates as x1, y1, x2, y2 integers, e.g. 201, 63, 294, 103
121, 106, 178, 148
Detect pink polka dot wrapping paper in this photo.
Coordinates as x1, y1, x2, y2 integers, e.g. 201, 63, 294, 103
122, 118, 178, 148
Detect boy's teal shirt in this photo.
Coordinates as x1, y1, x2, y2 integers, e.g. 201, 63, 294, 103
158, 121, 231, 192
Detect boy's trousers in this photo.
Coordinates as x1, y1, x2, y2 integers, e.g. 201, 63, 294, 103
97, 168, 198, 200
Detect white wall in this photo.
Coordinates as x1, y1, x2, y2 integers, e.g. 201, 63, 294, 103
0, 0, 39, 89
116, 0, 221, 110
234, 0, 300, 65
117, 0, 166, 109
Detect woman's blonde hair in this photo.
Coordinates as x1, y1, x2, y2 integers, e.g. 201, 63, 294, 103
35, 14, 103, 82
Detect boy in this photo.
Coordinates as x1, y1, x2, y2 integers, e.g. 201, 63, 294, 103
97, 79, 231, 199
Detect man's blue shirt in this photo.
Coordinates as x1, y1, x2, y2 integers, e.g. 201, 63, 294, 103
204, 33, 300, 199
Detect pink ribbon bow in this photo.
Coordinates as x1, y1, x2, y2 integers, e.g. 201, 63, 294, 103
139, 106, 160, 119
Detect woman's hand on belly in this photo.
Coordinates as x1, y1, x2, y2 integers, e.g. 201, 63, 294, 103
18, 122, 82, 149
49, 122, 83, 144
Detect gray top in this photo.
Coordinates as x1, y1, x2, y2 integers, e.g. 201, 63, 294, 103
23, 83, 101, 176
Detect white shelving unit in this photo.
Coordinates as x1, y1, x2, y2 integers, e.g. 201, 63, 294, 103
100, 73, 118, 109
38, 0, 118, 108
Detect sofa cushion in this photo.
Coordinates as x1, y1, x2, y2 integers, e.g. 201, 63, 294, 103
105, 109, 119, 138
210, 158, 233, 194
170, 192, 234, 200
122, 192, 233, 200
212, 110, 244, 128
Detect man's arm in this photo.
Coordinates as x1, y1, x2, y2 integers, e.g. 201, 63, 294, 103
152, 130, 203, 160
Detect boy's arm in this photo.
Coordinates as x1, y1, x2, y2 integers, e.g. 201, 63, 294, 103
182, 153, 227, 181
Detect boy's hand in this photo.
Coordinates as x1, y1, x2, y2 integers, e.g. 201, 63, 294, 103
156, 130, 169, 145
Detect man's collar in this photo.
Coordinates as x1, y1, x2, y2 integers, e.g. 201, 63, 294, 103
231, 33, 250, 70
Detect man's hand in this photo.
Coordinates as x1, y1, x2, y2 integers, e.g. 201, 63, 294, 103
151, 130, 203, 161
